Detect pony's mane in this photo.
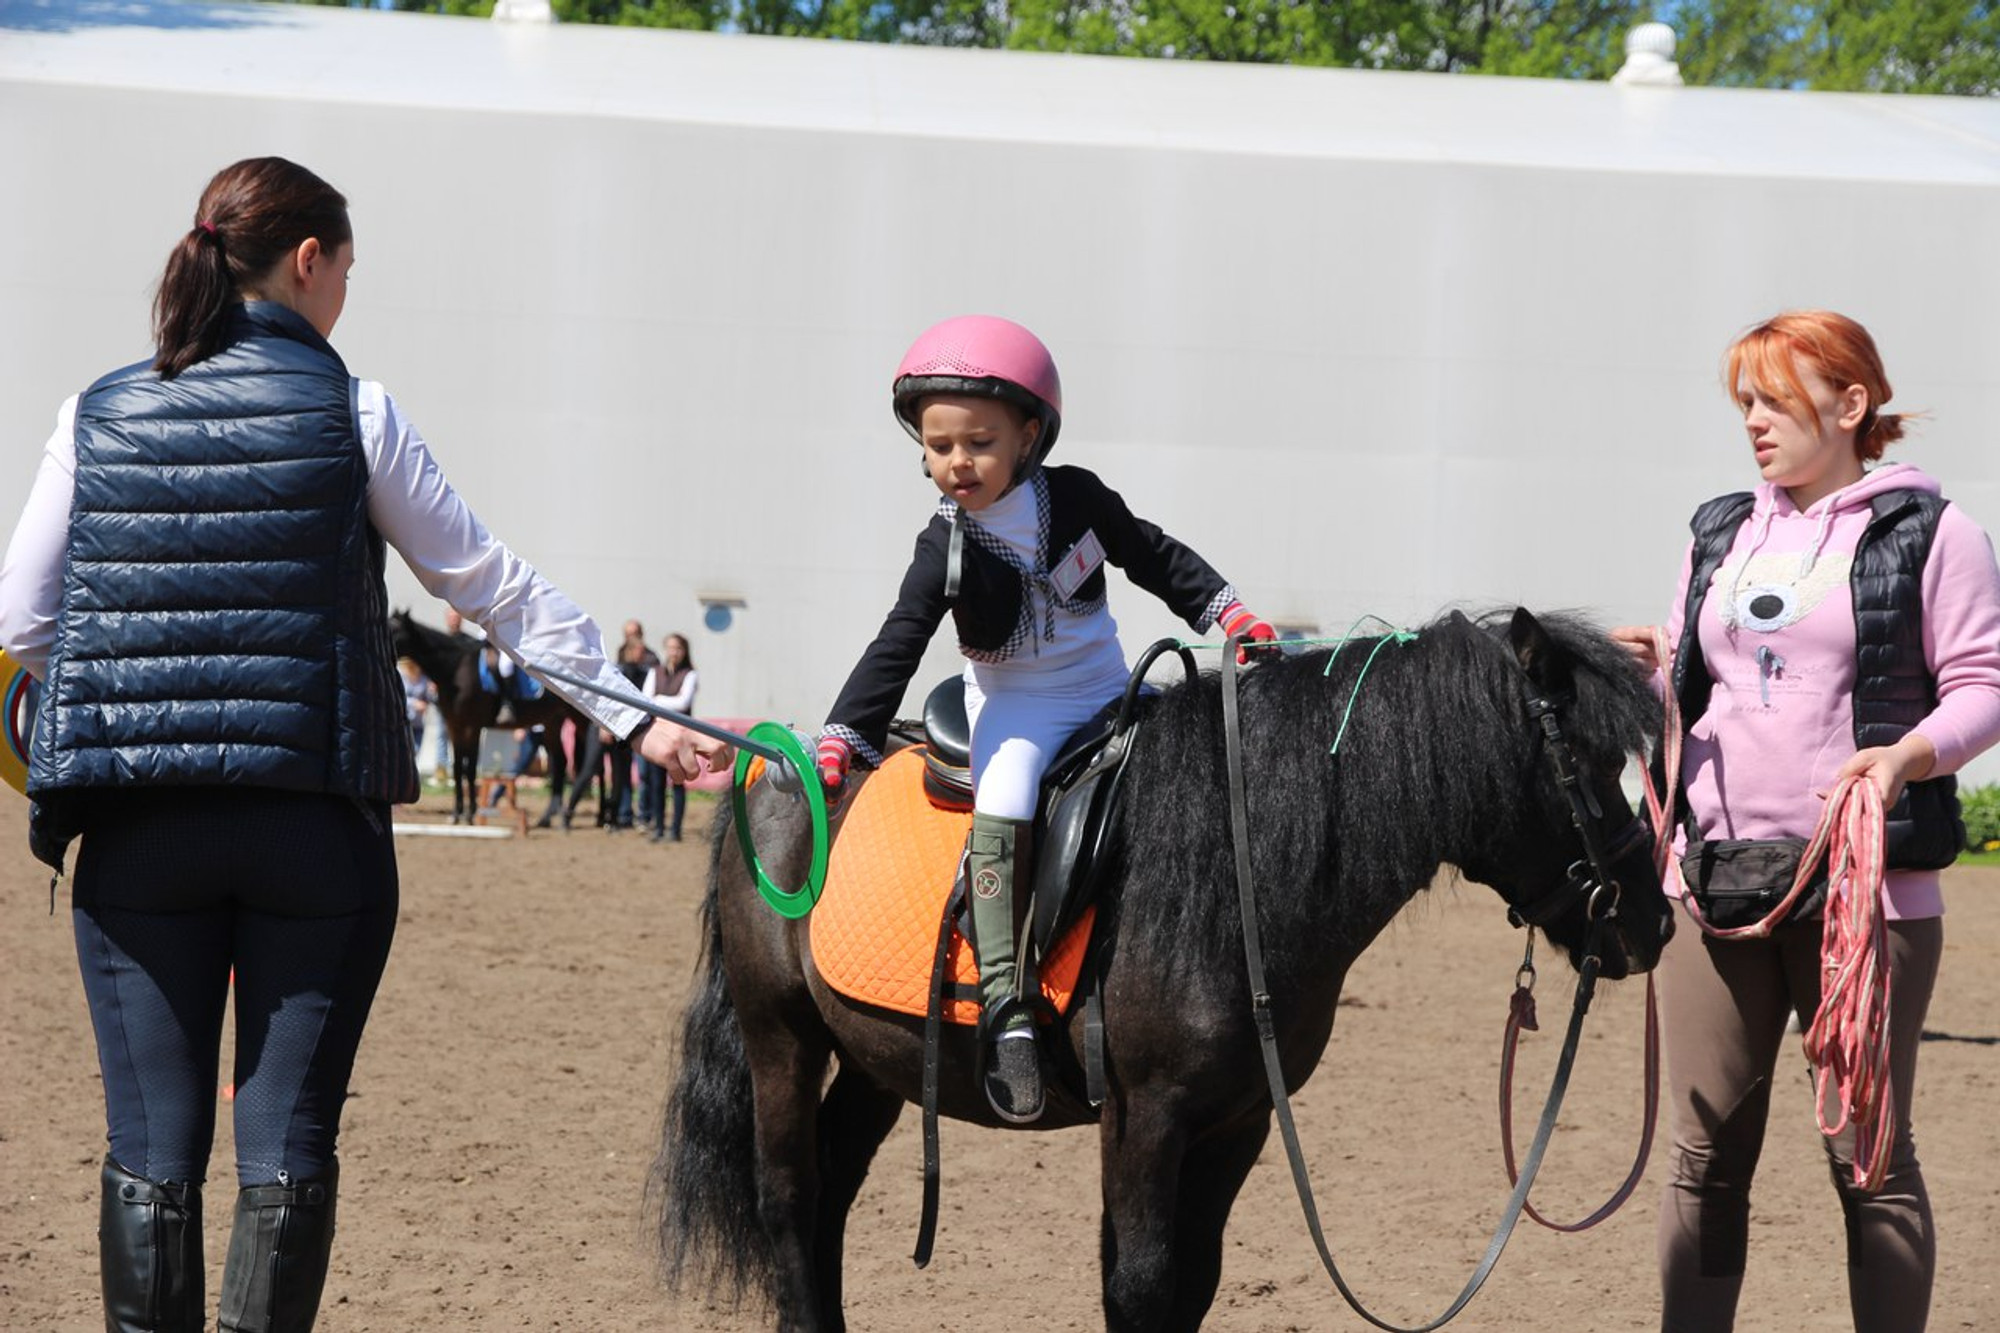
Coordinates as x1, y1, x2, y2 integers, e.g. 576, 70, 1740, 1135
1108, 609, 1661, 981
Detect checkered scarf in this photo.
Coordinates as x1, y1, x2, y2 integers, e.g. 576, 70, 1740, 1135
937, 472, 1108, 665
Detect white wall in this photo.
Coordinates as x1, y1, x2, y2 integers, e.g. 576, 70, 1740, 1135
3, 6, 1997, 783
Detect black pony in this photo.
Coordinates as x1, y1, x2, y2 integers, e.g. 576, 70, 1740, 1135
651, 608, 1674, 1332
388, 609, 579, 826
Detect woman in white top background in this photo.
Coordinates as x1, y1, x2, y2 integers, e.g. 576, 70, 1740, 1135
641, 631, 699, 842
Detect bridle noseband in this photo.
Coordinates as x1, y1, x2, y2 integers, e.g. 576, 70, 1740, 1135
1507, 693, 1651, 964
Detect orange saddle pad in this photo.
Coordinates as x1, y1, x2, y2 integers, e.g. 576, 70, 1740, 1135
810, 747, 1096, 1026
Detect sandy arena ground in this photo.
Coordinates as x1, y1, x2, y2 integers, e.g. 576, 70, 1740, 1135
3, 783, 1996, 1331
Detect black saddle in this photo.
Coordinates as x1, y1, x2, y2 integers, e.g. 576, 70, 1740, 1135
917, 640, 1197, 954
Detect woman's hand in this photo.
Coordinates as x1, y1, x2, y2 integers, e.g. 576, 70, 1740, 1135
1833, 734, 1937, 810
1609, 625, 1665, 674
636, 720, 732, 785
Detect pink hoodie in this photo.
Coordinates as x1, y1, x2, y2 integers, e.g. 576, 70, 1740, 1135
1666, 463, 2000, 919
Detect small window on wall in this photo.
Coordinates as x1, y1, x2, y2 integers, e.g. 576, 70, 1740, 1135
700, 597, 746, 634
1274, 622, 1320, 655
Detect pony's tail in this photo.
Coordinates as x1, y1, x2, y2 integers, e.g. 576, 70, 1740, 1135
646, 804, 774, 1305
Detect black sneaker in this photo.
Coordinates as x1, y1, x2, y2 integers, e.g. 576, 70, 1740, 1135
984, 1034, 1044, 1124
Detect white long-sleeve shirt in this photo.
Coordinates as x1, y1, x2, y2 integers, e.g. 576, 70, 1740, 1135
641, 664, 698, 715
0, 382, 648, 739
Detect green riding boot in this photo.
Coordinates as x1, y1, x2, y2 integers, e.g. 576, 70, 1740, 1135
966, 812, 1043, 1124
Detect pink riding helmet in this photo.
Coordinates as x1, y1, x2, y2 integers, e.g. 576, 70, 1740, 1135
892, 315, 1063, 464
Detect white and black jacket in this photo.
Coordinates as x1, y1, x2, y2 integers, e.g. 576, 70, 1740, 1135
824, 465, 1237, 765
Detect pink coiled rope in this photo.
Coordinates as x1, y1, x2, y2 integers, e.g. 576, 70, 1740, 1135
1642, 628, 1896, 1191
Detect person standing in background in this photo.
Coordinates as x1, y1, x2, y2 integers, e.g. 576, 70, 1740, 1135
610, 620, 658, 831
397, 657, 433, 767
640, 632, 698, 842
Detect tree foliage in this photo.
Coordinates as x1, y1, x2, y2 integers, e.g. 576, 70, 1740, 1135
1674, 1, 2000, 94
298, 0, 2000, 95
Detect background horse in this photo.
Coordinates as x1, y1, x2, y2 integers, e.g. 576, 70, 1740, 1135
651, 608, 1675, 1332
389, 610, 579, 827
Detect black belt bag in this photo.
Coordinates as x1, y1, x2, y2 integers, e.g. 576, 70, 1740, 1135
1680, 835, 1829, 930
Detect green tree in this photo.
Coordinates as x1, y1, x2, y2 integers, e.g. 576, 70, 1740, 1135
1661, 1, 2000, 93
285, 0, 2000, 95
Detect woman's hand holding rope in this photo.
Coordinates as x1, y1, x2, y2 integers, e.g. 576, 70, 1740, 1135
1830, 734, 1936, 812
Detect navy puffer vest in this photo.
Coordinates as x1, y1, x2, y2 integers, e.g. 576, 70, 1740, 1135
1670, 488, 1963, 869
28, 303, 416, 864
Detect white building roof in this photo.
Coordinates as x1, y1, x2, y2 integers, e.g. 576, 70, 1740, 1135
7, 0, 1999, 182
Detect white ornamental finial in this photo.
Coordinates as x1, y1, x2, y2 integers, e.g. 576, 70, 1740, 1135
1613, 22, 1683, 86
493, 0, 556, 22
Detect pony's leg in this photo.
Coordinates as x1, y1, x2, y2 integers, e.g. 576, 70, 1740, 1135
456, 745, 477, 824
811, 1066, 904, 1327
1164, 1113, 1271, 1331
1098, 1101, 1189, 1333
743, 1028, 838, 1332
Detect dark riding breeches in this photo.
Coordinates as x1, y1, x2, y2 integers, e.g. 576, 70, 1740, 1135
70, 787, 398, 1188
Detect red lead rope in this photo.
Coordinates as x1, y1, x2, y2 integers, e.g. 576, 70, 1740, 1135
1503, 628, 1896, 1216
1642, 628, 1896, 1192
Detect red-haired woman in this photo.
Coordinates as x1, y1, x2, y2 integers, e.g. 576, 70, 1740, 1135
1615, 311, 2000, 1332
0, 158, 727, 1332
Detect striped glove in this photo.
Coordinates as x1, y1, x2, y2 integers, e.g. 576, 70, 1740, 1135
1217, 601, 1279, 664
815, 732, 854, 793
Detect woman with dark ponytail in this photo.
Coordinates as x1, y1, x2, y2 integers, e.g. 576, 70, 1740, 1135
0, 158, 728, 1333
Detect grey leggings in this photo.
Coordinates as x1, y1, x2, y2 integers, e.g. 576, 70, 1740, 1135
1657, 911, 1942, 1333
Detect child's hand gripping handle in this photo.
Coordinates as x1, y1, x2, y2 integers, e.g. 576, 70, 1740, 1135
815, 732, 854, 794
1217, 601, 1279, 664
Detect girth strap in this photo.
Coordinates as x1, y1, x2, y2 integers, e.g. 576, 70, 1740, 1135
1220, 638, 1608, 1332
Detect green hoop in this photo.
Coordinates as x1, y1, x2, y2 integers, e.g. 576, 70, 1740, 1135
731, 722, 830, 919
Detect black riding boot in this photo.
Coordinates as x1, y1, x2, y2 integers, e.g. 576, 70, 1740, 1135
966, 813, 1043, 1124
99, 1156, 204, 1333
216, 1163, 338, 1333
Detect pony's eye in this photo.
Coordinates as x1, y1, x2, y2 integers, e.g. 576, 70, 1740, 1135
1733, 583, 1797, 632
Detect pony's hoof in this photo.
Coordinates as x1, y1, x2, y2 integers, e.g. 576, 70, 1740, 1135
984, 1035, 1044, 1125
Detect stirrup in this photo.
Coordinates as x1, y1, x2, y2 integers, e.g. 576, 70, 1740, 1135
980, 999, 1044, 1124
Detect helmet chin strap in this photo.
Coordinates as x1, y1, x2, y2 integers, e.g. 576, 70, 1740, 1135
1008, 417, 1046, 490
1003, 458, 1040, 495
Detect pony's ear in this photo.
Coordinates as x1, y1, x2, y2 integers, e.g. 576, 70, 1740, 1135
1508, 607, 1574, 696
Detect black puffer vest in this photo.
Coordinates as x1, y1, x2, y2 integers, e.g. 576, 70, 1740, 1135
28, 303, 417, 866
1670, 488, 1964, 868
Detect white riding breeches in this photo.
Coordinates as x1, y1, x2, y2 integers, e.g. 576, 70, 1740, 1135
963, 657, 1130, 822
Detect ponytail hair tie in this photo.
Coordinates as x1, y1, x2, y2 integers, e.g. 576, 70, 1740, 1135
197, 220, 218, 238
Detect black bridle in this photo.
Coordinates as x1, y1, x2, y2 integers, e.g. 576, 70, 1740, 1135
1219, 643, 1646, 1332
1505, 693, 1655, 973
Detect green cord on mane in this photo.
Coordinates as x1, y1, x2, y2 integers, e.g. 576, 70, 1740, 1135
1179, 613, 1422, 758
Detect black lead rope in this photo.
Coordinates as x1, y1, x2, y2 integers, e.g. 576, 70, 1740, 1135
1221, 638, 1608, 1333
913, 864, 967, 1268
